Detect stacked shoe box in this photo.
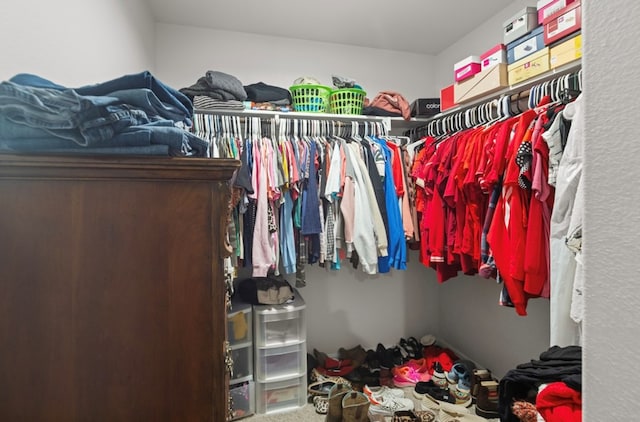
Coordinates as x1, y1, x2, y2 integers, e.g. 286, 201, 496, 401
253, 289, 307, 414
228, 299, 255, 420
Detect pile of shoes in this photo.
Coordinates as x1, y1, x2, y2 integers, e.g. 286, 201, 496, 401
308, 336, 501, 421
414, 360, 500, 419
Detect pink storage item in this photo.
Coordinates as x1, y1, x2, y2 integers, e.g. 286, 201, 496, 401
454, 56, 481, 82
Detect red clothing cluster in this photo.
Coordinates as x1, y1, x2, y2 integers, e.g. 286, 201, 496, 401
411, 103, 557, 315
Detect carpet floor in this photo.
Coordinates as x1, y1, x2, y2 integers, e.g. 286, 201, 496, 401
241, 387, 500, 422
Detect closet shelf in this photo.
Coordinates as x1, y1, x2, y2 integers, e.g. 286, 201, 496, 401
192, 108, 429, 134
192, 60, 579, 135
417, 59, 582, 126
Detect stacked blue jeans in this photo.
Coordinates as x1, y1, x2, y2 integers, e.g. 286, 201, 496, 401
0, 71, 206, 156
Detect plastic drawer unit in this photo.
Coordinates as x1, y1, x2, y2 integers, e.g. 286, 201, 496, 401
255, 375, 307, 415
255, 342, 306, 382
229, 380, 255, 420
253, 289, 307, 414
253, 293, 306, 347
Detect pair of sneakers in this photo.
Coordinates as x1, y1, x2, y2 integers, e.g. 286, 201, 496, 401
431, 361, 473, 407
363, 385, 415, 419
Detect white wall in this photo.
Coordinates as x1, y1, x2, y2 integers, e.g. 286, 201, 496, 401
155, 23, 437, 102
302, 251, 440, 355
434, 0, 534, 90
437, 277, 551, 378
0, 0, 155, 86
583, 1, 640, 420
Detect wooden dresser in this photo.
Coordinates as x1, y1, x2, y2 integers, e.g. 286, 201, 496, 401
0, 154, 239, 421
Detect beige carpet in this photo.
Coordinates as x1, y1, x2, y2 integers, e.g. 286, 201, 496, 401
242, 387, 500, 422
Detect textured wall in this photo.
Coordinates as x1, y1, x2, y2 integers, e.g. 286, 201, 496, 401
583, 1, 640, 420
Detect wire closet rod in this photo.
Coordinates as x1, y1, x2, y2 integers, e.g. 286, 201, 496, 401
412, 61, 582, 138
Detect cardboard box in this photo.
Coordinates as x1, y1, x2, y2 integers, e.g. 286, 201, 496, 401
503, 6, 538, 45
549, 32, 582, 68
410, 98, 441, 117
544, 0, 581, 45
454, 64, 509, 104
537, 0, 576, 25
454, 56, 481, 82
440, 85, 457, 112
481, 44, 507, 70
508, 47, 550, 85
507, 26, 545, 64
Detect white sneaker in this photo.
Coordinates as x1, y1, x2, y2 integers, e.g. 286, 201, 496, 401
368, 396, 415, 417
363, 385, 405, 404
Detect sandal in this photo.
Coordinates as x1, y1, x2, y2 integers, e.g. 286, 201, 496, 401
407, 337, 423, 359
399, 337, 421, 360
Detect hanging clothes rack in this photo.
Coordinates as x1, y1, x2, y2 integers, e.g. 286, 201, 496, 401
193, 110, 391, 152
410, 63, 582, 139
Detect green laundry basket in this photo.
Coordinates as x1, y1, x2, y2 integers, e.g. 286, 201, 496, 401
329, 88, 366, 115
289, 84, 332, 113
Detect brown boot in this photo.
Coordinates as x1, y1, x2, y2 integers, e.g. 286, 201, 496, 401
475, 380, 499, 419
341, 391, 370, 422
325, 383, 351, 422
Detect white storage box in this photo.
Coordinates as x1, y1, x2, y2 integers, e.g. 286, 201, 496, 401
256, 375, 307, 414
503, 6, 538, 45
480, 44, 507, 70
253, 294, 306, 347
256, 342, 307, 382
230, 380, 255, 420
231, 345, 253, 382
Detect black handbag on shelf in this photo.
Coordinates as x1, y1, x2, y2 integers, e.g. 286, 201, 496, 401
237, 276, 295, 306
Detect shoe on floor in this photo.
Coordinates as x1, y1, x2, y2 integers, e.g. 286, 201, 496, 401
413, 380, 441, 399
342, 391, 370, 422
475, 380, 500, 418
450, 378, 472, 407
431, 362, 448, 388
368, 396, 415, 418
437, 401, 470, 421
363, 385, 405, 404
391, 409, 419, 422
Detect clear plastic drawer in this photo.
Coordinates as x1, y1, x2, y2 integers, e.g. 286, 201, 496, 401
255, 342, 306, 382
254, 308, 306, 347
255, 375, 306, 415
231, 344, 253, 382
230, 380, 255, 420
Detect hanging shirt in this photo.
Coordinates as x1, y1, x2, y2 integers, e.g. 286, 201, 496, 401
373, 137, 407, 270
550, 94, 584, 346
488, 110, 537, 316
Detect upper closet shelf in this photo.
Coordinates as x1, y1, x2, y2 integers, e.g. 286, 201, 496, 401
425, 60, 582, 124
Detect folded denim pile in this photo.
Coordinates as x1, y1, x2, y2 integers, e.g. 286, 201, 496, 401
0, 71, 207, 156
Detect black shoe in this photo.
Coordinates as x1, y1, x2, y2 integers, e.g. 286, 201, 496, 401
377, 343, 394, 369
365, 349, 381, 372
428, 388, 456, 404
414, 380, 440, 395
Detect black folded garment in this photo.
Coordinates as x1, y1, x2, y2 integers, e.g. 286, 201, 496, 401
362, 106, 402, 117
244, 82, 292, 103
